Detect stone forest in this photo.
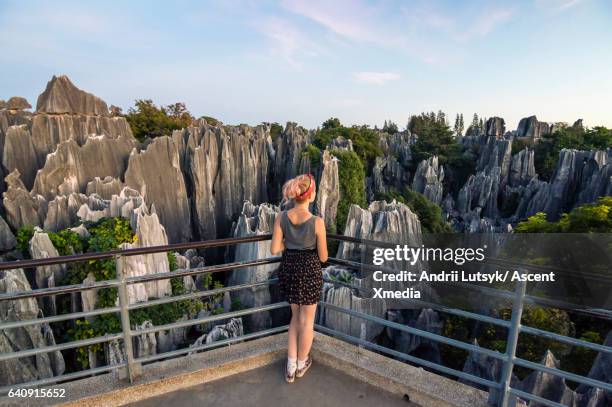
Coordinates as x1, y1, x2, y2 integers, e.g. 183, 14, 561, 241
0, 75, 610, 406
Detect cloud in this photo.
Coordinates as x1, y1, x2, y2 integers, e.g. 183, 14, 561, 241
454, 7, 514, 41
536, 0, 587, 11
254, 16, 321, 67
353, 72, 400, 85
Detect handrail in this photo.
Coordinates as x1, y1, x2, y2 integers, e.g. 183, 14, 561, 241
0, 234, 273, 270
0, 232, 609, 407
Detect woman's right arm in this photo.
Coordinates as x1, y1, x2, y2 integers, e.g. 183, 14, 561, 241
270, 214, 284, 255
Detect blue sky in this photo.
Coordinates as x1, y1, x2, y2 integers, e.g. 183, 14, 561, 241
1, 0, 611, 130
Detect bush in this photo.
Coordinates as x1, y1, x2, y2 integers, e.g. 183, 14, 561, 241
333, 149, 366, 233
534, 124, 612, 180
126, 99, 194, 141
301, 144, 322, 169
515, 196, 612, 233
313, 118, 382, 170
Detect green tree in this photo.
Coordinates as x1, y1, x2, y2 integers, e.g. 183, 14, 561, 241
126, 99, 194, 141
376, 187, 453, 233
333, 149, 367, 233
515, 197, 612, 233
534, 124, 612, 180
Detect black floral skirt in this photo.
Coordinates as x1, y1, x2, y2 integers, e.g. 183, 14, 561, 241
278, 249, 323, 305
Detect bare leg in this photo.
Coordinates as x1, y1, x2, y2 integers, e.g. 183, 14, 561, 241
297, 304, 317, 360
287, 304, 300, 359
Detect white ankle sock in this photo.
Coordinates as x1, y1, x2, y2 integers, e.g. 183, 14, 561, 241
297, 358, 307, 370
287, 357, 297, 374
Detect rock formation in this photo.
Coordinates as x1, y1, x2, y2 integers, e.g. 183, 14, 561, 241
516, 115, 551, 140
412, 156, 444, 205
485, 117, 506, 138
2, 170, 47, 230
514, 148, 611, 220
190, 318, 244, 350
0, 268, 65, 386
226, 201, 279, 331
36, 75, 110, 116
0, 216, 16, 251
32, 135, 135, 199
6, 97, 32, 110
124, 136, 191, 243
315, 150, 340, 231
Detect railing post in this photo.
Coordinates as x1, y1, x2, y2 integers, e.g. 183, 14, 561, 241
116, 255, 140, 382
498, 278, 527, 407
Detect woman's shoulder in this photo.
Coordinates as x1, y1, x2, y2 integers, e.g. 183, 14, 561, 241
312, 215, 325, 227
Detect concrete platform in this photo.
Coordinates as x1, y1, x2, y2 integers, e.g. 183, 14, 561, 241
0, 331, 488, 407
127, 360, 414, 407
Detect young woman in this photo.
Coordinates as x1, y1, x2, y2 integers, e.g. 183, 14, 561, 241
270, 173, 328, 383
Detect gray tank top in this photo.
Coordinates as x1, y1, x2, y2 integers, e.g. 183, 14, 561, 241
280, 211, 317, 250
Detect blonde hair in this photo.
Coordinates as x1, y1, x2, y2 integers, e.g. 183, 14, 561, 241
282, 174, 316, 205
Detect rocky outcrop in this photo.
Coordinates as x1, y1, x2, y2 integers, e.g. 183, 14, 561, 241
0, 216, 16, 251
190, 318, 244, 351
32, 135, 135, 199
29, 113, 133, 163
315, 150, 340, 231
338, 200, 422, 265
367, 155, 410, 201
0, 268, 65, 386
516, 115, 551, 140
227, 201, 279, 331
508, 148, 536, 188
388, 309, 444, 363
174, 121, 273, 240
29, 231, 66, 315
319, 282, 386, 342
271, 122, 310, 202
327, 136, 353, 152
2, 170, 47, 230
44, 193, 105, 231
118, 203, 173, 303
514, 149, 611, 220
36, 75, 109, 116
412, 156, 444, 205
485, 117, 506, 138
85, 176, 123, 199
3, 125, 38, 189
6, 97, 32, 110
124, 136, 191, 243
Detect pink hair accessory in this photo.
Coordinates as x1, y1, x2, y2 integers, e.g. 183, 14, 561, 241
297, 173, 314, 200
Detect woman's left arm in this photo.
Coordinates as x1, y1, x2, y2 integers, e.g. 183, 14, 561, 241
315, 217, 328, 263
270, 214, 284, 255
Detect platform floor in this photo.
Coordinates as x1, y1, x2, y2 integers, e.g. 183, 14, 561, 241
127, 359, 417, 407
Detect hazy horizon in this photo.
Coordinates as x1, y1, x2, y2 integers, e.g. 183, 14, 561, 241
1, 0, 611, 131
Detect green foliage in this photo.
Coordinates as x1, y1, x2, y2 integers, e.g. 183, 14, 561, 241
48, 229, 85, 256
376, 187, 453, 233
200, 115, 220, 126
15, 226, 35, 256
313, 118, 382, 170
333, 149, 367, 233
382, 120, 399, 134
534, 124, 612, 180
408, 112, 475, 189
511, 138, 533, 155
322, 117, 341, 130
125, 99, 194, 141
270, 122, 283, 138
301, 144, 322, 169
515, 197, 612, 233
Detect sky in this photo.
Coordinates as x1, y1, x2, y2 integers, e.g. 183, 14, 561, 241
0, 0, 611, 131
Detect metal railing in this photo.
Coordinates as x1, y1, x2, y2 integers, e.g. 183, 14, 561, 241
0, 233, 609, 407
